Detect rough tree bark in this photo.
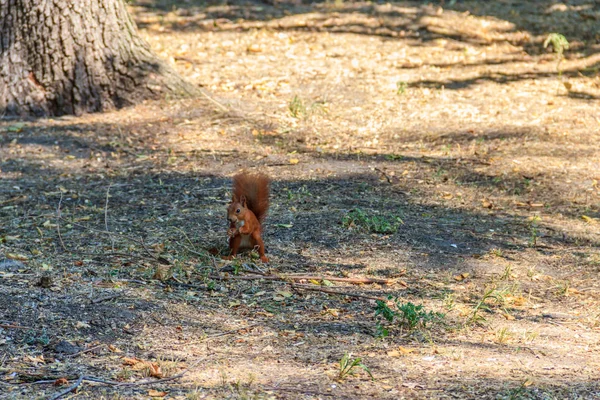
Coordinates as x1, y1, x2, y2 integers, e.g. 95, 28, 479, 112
0, 0, 198, 117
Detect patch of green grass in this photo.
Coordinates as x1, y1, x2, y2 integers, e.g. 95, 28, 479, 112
338, 352, 373, 381
284, 185, 312, 201
24, 328, 50, 346
289, 95, 306, 118
396, 81, 407, 95
544, 33, 569, 74
374, 298, 444, 336
467, 286, 511, 326
528, 215, 541, 247
343, 209, 403, 234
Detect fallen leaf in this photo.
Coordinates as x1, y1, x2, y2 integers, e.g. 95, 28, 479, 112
108, 345, 122, 353
289, 158, 300, 165
53, 378, 68, 386
481, 199, 493, 209
247, 43, 262, 53
122, 357, 142, 366
148, 389, 167, 397
397, 346, 415, 354
75, 321, 91, 329
581, 215, 596, 223
325, 308, 339, 317
454, 273, 470, 281
147, 363, 163, 378
563, 81, 572, 90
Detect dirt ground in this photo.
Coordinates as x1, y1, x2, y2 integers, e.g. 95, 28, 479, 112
2, 1, 600, 399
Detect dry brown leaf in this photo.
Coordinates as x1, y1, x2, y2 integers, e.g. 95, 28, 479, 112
53, 378, 68, 386
147, 363, 163, 378
148, 389, 168, 397
122, 357, 142, 366
454, 273, 470, 281
247, 43, 262, 53
108, 344, 122, 353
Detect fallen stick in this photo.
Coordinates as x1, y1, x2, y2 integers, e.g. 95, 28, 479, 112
205, 324, 259, 339
66, 344, 106, 358
291, 284, 384, 301
0, 323, 33, 330
91, 293, 122, 304
282, 275, 391, 284
209, 274, 391, 285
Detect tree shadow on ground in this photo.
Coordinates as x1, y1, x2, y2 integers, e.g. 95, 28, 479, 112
132, 0, 600, 53
2, 114, 599, 398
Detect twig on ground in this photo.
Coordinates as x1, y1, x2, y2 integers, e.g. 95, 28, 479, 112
66, 344, 106, 358
209, 273, 391, 285
49, 375, 84, 400
90, 293, 122, 304
205, 324, 259, 339
291, 284, 384, 301
56, 193, 67, 252
0, 323, 34, 330
374, 167, 392, 184
104, 184, 115, 252
283, 274, 391, 284
199, 88, 229, 112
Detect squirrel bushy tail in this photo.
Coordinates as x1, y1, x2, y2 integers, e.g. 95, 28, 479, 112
232, 172, 270, 223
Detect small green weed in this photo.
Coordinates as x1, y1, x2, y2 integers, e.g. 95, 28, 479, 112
24, 328, 50, 346
467, 286, 510, 325
289, 95, 306, 118
385, 154, 404, 161
528, 215, 541, 247
343, 209, 403, 234
544, 33, 569, 75
284, 185, 312, 201
338, 352, 374, 381
375, 297, 444, 336
396, 81, 407, 95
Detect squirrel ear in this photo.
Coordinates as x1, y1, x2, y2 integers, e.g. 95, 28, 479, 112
232, 193, 237, 202
240, 195, 247, 207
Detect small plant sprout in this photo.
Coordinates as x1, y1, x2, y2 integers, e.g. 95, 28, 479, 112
396, 81, 407, 95
338, 353, 374, 381
343, 209, 403, 234
543, 33, 570, 91
375, 297, 445, 336
289, 95, 306, 118
528, 215, 541, 247
467, 286, 510, 326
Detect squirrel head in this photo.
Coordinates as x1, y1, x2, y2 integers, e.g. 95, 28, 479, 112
227, 194, 249, 225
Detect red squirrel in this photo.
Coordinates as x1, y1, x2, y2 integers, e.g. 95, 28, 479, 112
226, 172, 270, 263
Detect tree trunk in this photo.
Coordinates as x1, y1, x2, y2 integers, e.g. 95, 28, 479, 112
0, 0, 198, 117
